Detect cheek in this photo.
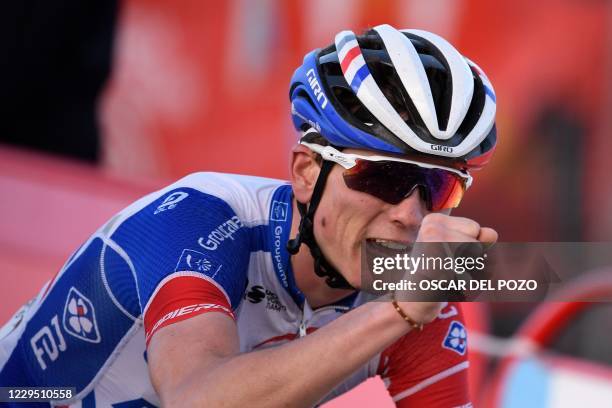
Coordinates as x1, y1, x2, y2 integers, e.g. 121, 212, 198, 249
319, 191, 379, 245
315, 167, 382, 248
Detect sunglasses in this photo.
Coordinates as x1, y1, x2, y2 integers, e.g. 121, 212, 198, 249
301, 142, 472, 211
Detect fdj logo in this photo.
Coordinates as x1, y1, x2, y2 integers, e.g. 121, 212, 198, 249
442, 321, 467, 355
62, 287, 101, 343
30, 315, 67, 371
154, 191, 189, 214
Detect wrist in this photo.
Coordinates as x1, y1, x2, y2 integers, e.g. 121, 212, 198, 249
366, 299, 414, 336
391, 296, 424, 331
392, 295, 443, 326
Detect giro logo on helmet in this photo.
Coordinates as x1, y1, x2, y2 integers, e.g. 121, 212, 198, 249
306, 68, 328, 109
431, 144, 454, 153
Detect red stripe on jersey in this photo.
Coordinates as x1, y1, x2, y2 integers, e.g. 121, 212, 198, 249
253, 327, 318, 349
394, 364, 471, 408
144, 275, 234, 346
340, 46, 361, 73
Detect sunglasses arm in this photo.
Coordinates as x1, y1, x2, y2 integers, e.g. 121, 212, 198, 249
300, 142, 357, 169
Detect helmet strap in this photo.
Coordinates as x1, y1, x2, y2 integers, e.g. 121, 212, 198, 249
287, 160, 353, 289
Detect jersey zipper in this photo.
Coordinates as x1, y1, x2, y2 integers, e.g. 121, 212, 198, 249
298, 308, 308, 337
298, 305, 351, 338
298, 320, 307, 337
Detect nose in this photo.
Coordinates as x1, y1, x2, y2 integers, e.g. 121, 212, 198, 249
386, 187, 428, 231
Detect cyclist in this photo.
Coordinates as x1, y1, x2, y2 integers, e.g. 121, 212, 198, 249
0, 24, 497, 407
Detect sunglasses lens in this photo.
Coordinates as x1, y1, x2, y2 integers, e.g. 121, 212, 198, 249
342, 159, 466, 210
428, 169, 465, 211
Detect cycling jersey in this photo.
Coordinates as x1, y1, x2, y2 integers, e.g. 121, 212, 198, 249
0, 172, 471, 407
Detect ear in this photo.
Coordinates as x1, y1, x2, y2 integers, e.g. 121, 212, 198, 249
290, 144, 320, 204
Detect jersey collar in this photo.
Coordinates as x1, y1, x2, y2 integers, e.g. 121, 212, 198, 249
267, 184, 305, 306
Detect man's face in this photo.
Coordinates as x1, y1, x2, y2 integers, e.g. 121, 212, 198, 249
312, 148, 450, 288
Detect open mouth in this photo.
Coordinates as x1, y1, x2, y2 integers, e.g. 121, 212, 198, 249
366, 238, 412, 251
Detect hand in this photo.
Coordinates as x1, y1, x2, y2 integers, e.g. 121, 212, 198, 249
416, 213, 498, 244
395, 213, 498, 324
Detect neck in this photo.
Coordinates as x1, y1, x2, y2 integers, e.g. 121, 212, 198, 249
289, 198, 355, 308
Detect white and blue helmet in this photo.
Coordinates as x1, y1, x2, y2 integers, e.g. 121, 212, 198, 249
289, 24, 497, 170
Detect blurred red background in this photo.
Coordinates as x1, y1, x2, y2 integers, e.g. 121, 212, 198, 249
99, 0, 611, 241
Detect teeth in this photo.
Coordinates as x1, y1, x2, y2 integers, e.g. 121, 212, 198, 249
374, 239, 409, 250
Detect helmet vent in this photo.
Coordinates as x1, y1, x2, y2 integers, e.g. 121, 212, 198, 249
332, 87, 376, 127
455, 68, 485, 137
402, 32, 453, 132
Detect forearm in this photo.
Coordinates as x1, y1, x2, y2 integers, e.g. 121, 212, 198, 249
173, 301, 409, 407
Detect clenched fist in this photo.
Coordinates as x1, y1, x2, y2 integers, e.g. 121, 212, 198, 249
395, 213, 498, 325
416, 213, 498, 244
